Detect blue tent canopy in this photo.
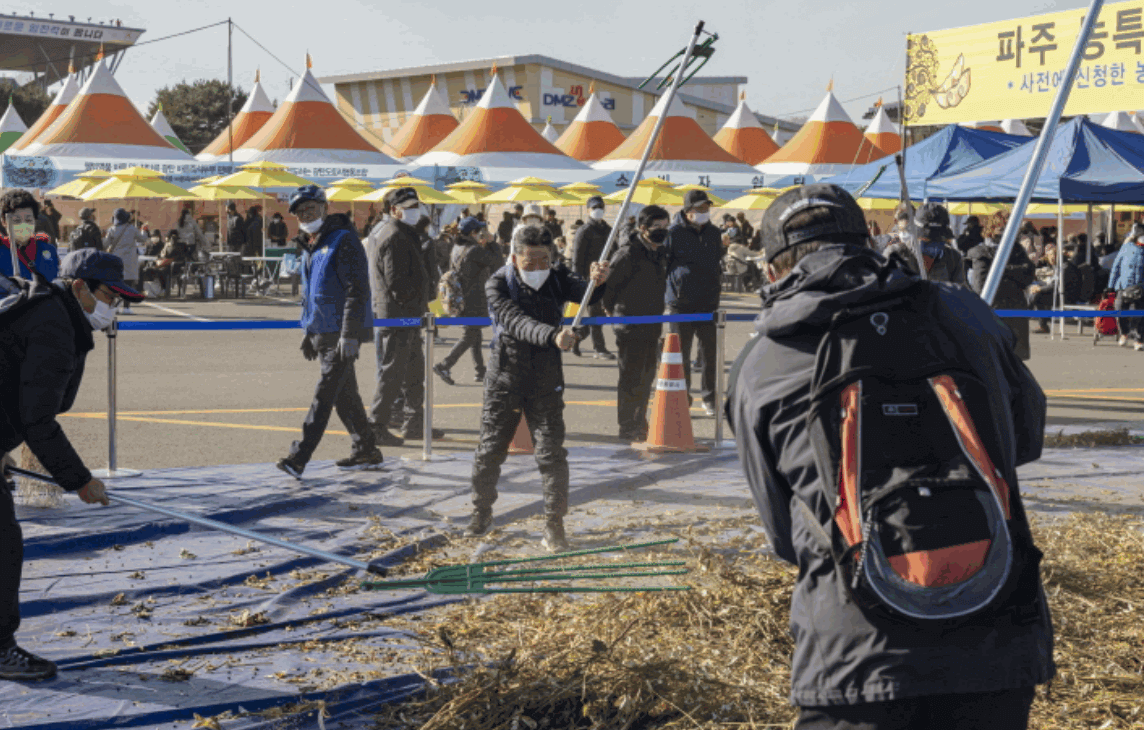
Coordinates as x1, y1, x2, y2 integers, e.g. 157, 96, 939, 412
821, 125, 1030, 200
926, 117, 1144, 203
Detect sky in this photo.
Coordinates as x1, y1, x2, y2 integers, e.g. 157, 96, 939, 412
8, 0, 1080, 124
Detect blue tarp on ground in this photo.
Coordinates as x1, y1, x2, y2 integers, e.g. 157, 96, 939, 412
820, 124, 1030, 200
926, 117, 1144, 203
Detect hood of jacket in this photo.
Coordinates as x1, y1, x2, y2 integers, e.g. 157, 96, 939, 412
756, 244, 916, 339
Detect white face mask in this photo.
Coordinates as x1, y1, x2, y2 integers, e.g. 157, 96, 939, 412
689, 210, 711, 226
83, 286, 117, 331
517, 266, 551, 290
299, 218, 324, 235
401, 205, 424, 223
589, 208, 606, 221
523, 216, 542, 227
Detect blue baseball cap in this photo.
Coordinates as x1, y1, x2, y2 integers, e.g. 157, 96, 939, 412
58, 249, 145, 302
458, 216, 487, 235
288, 184, 327, 214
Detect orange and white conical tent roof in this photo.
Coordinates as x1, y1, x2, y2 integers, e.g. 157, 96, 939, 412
233, 57, 397, 164
712, 95, 780, 166
1000, 119, 1033, 136
541, 119, 559, 143
197, 70, 276, 162
959, 120, 1005, 133
1100, 110, 1144, 134
554, 90, 625, 162
13, 59, 189, 159
593, 92, 756, 174
415, 71, 586, 170
386, 78, 459, 160
863, 102, 899, 155
755, 89, 881, 177
10, 68, 79, 152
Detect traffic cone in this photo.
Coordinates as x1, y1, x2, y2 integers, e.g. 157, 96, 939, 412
507, 412, 534, 455
633, 333, 709, 453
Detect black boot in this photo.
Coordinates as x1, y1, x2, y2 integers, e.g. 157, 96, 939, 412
466, 509, 493, 537
541, 517, 570, 553
0, 644, 58, 681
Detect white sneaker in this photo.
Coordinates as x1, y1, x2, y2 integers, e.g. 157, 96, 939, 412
1135, 342, 1144, 352
1119, 335, 1128, 347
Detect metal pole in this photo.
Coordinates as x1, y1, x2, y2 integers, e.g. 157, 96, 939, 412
982, 0, 1105, 306
712, 309, 733, 449
405, 314, 450, 462
1054, 197, 1067, 340
5, 466, 383, 575
5, 215, 19, 276
93, 321, 140, 478
570, 20, 707, 330
226, 19, 234, 175
894, 84, 926, 279
1087, 203, 1094, 265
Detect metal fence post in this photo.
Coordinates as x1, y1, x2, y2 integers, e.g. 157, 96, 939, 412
405, 314, 450, 463
712, 310, 734, 450
92, 320, 141, 478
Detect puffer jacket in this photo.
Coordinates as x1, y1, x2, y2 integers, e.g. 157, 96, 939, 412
726, 245, 1053, 707
366, 217, 426, 321
175, 217, 206, 252
663, 211, 723, 313
965, 241, 1036, 309
69, 219, 103, 251
485, 263, 604, 394
571, 218, 611, 277
450, 235, 498, 317
1109, 239, 1144, 291
602, 229, 666, 326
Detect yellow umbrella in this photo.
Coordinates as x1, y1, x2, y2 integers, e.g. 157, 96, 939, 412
80, 168, 193, 200
214, 161, 313, 189
507, 176, 555, 186
357, 183, 458, 205
603, 178, 685, 206
195, 175, 224, 185
329, 178, 374, 188
445, 181, 493, 204
674, 184, 728, 207
481, 184, 575, 204
555, 182, 603, 207
183, 185, 269, 201
325, 182, 375, 202
46, 169, 112, 198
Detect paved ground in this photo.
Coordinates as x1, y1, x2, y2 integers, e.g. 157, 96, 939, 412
55, 289, 1144, 473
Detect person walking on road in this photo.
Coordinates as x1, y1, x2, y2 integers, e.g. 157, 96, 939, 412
664, 189, 723, 416
570, 195, 616, 359
603, 204, 669, 443
1108, 224, 1144, 350
1, 249, 146, 681
276, 186, 381, 479
365, 187, 428, 447
466, 224, 609, 553
434, 216, 498, 385
727, 184, 1053, 730
68, 207, 103, 252
103, 208, 146, 314
966, 231, 1036, 360
1, 190, 60, 280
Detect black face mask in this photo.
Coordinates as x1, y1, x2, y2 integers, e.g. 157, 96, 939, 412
647, 229, 668, 244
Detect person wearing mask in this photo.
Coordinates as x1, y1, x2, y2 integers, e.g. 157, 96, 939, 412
276, 186, 381, 479
514, 204, 544, 240
570, 196, 616, 360
663, 189, 723, 416
1, 190, 61, 280
956, 215, 985, 254
602, 205, 669, 443
0, 249, 145, 681
366, 188, 428, 447
466, 224, 609, 552
226, 202, 247, 254
434, 217, 499, 385
68, 207, 103, 252
543, 207, 564, 243
497, 210, 516, 249
966, 231, 1037, 359
103, 208, 147, 314
884, 203, 966, 285
1108, 225, 1144, 350
726, 184, 1052, 730
268, 212, 289, 248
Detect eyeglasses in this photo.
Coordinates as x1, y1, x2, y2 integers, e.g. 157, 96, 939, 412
92, 284, 122, 308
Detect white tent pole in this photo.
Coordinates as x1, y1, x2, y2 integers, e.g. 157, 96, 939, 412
1055, 197, 1066, 339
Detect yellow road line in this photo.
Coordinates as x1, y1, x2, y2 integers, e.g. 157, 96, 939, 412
62, 400, 624, 418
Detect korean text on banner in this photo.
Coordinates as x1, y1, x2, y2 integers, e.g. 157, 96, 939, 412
905, 0, 1144, 125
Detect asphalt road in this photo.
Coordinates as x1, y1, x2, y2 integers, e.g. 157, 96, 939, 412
54, 290, 1144, 472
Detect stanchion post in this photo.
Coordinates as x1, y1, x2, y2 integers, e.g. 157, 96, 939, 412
93, 320, 141, 479
712, 310, 734, 450
405, 314, 451, 463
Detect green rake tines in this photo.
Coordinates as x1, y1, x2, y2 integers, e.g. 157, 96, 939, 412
361, 538, 690, 595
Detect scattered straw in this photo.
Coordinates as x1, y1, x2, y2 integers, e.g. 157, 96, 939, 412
1042, 428, 1144, 448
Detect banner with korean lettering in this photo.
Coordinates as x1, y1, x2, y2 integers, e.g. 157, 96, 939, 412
904, 0, 1144, 125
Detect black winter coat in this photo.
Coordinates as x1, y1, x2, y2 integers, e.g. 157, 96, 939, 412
267, 218, 289, 245
664, 212, 723, 313
450, 236, 498, 317
227, 212, 247, 253
69, 220, 103, 251
571, 218, 611, 277
727, 246, 1053, 707
966, 241, 1037, 309
367, 218, 425, 321
602, 230, 666, 328
485, 264, 604, 394
0, 276, 96, 491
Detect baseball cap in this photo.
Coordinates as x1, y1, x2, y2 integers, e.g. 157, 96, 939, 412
391, 187, 420, 208
288, 185, 327, 214
915, 202, 953, 239
459, 216, 487, 235
523, 203, 543, 219
760, 184, 868, 263
683, 189, 711, 211
58, 249, 145, 302
586, 195, 605, 210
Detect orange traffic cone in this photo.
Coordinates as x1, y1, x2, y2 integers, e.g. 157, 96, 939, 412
507, 412, 534, 455
633, 333, 709, 453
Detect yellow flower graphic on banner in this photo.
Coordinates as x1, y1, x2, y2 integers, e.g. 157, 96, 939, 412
906, 35, 972, 122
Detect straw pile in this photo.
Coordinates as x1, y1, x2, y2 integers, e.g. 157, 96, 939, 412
367, 513, 1143, 730
1041, 428, 1144, 448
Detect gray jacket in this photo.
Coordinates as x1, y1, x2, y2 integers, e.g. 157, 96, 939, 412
727, 245, 1054, 707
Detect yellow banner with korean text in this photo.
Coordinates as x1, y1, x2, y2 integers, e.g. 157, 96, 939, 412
905, 1, 1144, 125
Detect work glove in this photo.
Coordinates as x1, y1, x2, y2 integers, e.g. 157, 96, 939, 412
301, 336, 318, 362
336, 337, 360, 362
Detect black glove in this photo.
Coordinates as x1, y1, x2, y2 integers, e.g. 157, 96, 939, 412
301, 336, 318, 361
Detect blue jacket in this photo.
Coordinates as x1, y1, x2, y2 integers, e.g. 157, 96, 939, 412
1, 234, 60, 280
299, 215, 372, 340
1108, 239, 1144, 291
663, 212, 723, 313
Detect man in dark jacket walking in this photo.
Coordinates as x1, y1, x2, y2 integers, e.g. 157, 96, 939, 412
434, 217, 498, 385
727, 185, 1054, 729
570, 196, 616, 359
967, 237, 1036, 359
366, 188, 427, 446
1, 249, 145, 681
467, 225, 609, 552
664, 189, 723, 415
68, 207, 103, 252
603, 205, 668, 442
276, 186, 381, 479
226, 203, 247, 254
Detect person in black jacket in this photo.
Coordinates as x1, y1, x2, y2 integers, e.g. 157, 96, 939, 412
664, 189, 723, 415
467, 224, 609, 552
68, 208, 103, 252
244, 206, 264, 258
603, 205, 668, 442
966, 238, 1036, 360
366, 188, 427, 447
267, 212, 289, 248
0, 249, 146, 682
496, 210, 515, 250
570, 196, 616, 359
434, 217, 498, 385
727, 185, 1053, 730
226, 202, 247, 254
956, 215, 985, 254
